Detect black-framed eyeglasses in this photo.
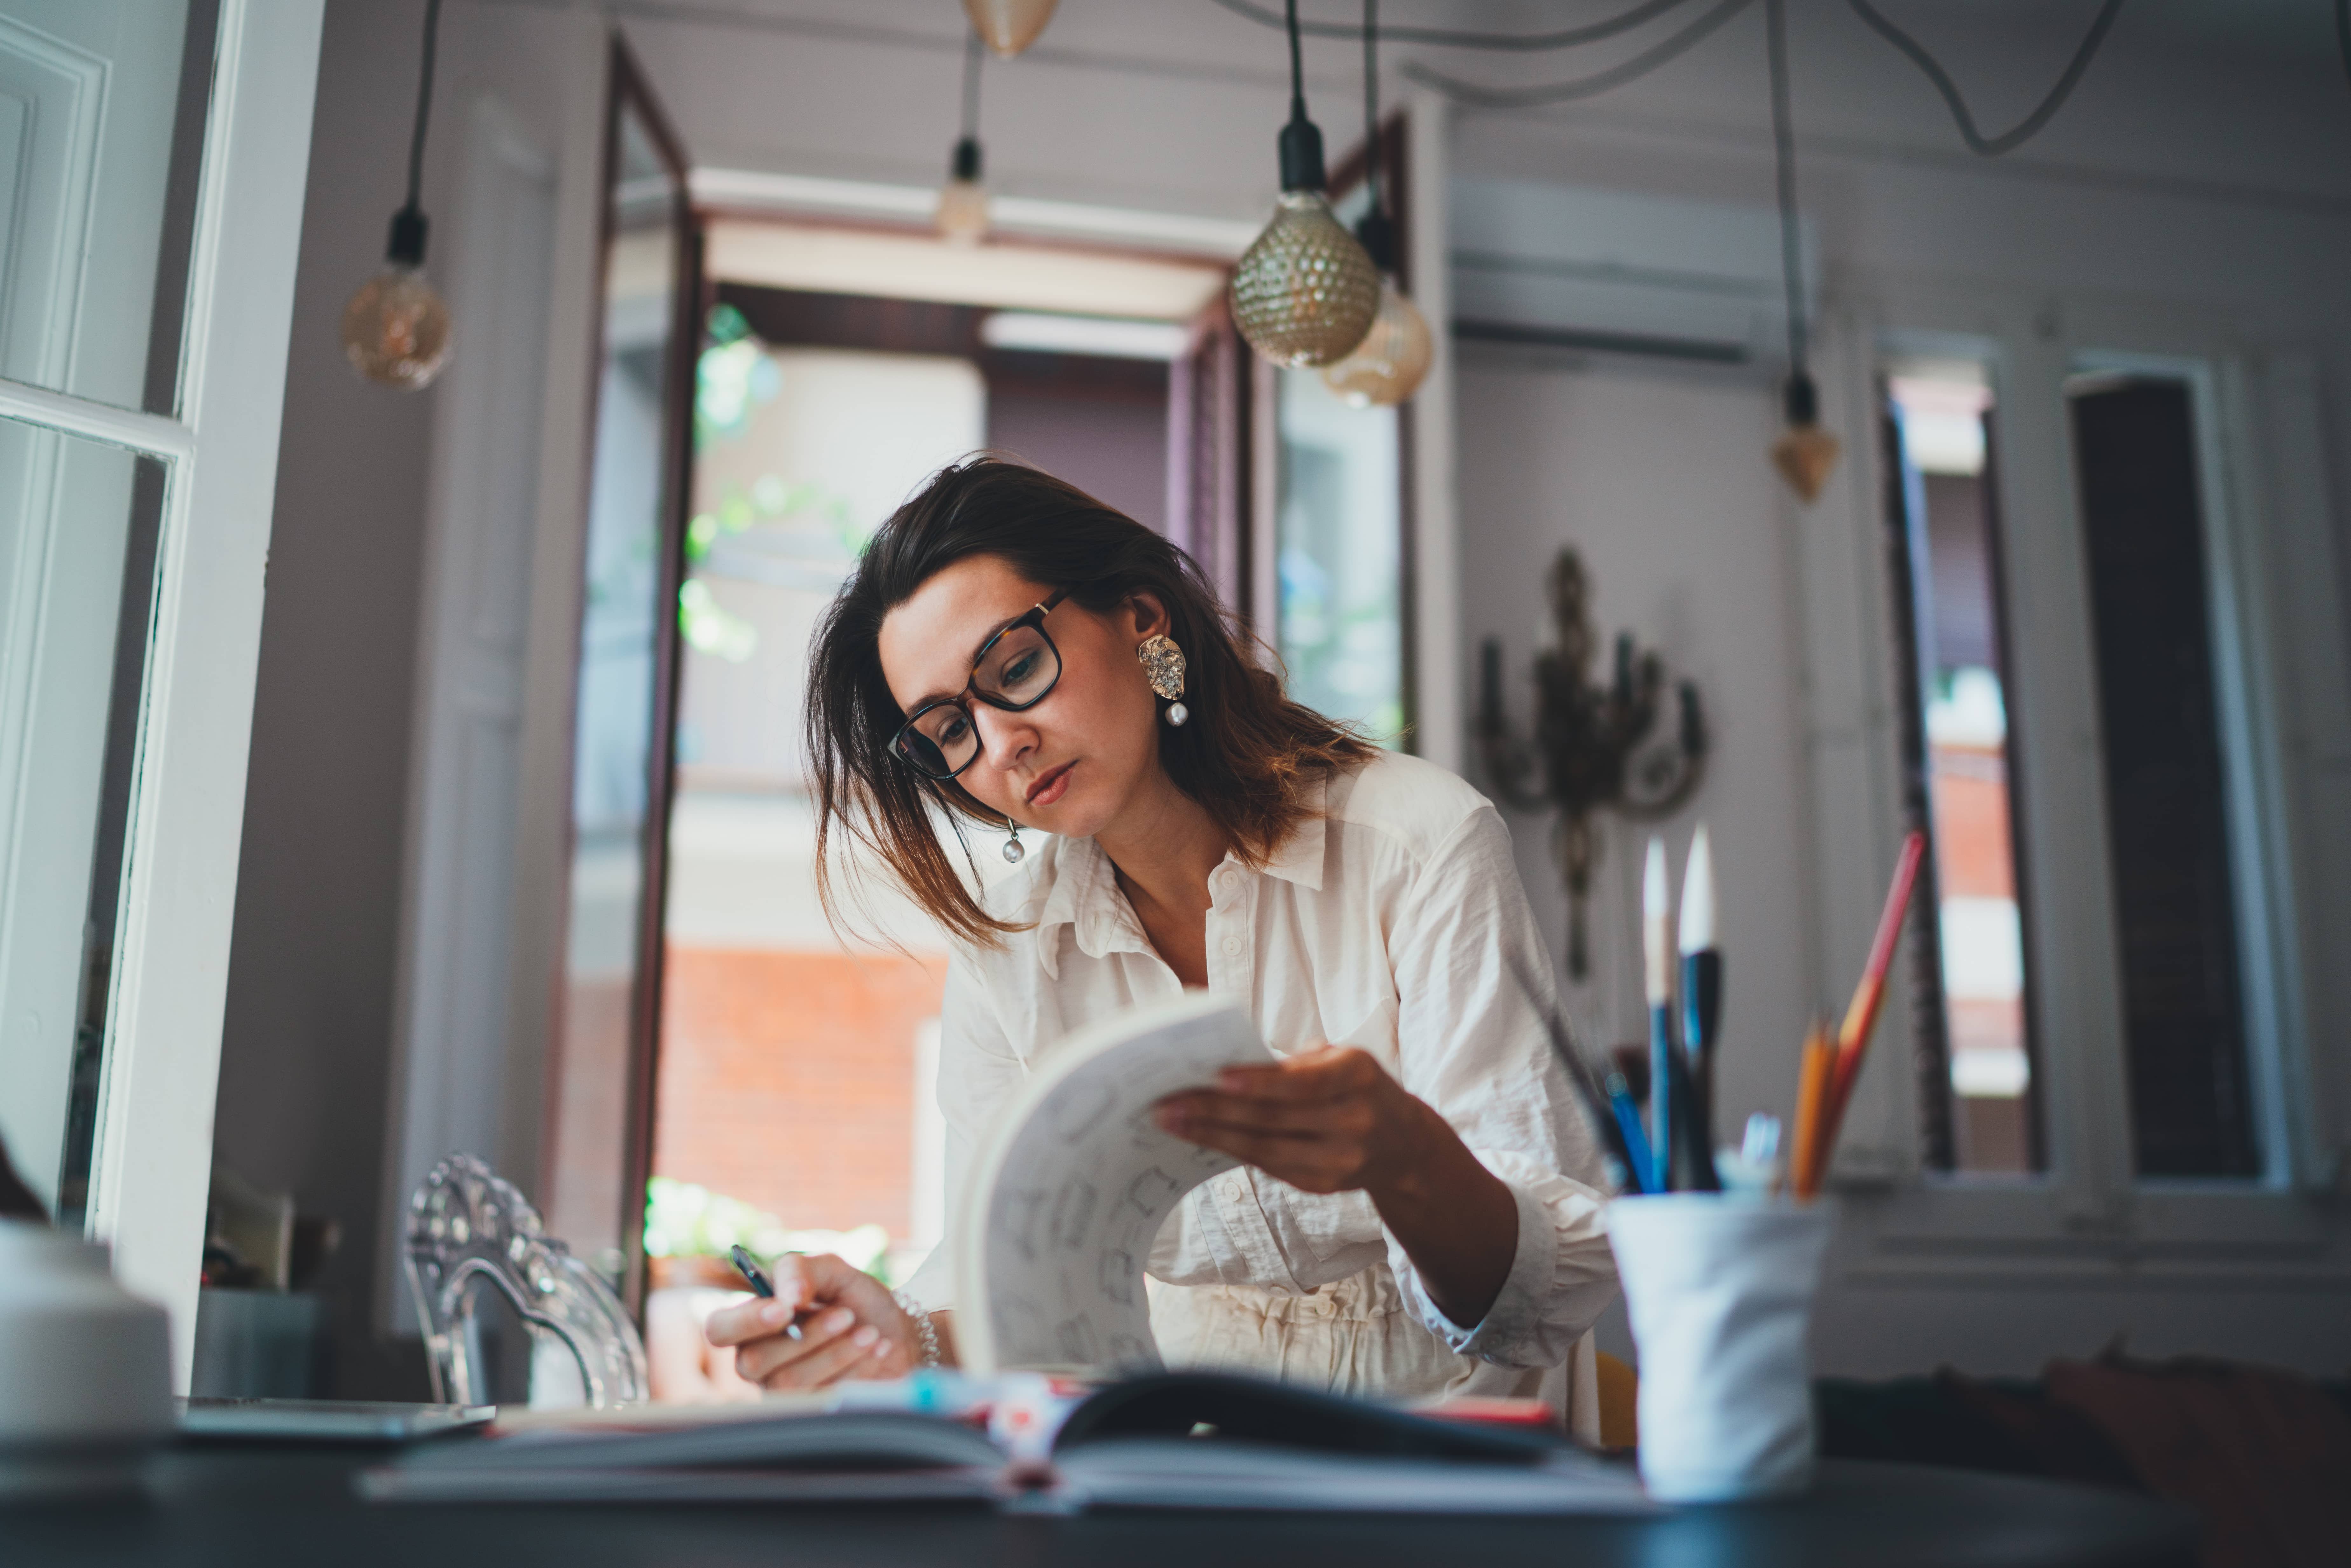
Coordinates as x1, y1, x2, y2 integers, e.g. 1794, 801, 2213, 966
890, 590, 1069, 780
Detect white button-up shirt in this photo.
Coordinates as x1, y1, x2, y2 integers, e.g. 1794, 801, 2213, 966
903, 751, 1617, 1425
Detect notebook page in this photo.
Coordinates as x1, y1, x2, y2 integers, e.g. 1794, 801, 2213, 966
956, 999, 1271, 1376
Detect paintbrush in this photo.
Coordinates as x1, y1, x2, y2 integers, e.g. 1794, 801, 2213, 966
1643, 837, 1675, 1193
1679, 822, 1722, 1146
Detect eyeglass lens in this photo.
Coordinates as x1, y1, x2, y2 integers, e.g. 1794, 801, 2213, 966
897, 623, 1060, 777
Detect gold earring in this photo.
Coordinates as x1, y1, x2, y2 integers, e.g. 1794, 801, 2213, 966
1137, 635, 1189, 726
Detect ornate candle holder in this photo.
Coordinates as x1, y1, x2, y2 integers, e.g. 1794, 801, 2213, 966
1476, 547, 1708, 980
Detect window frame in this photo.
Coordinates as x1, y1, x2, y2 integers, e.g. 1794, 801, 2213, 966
0, 0, 324, 1386
1795, 282, 2343, 1287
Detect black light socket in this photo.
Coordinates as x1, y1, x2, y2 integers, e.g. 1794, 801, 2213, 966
387, 204, 429, 266
1277, 115, 1327, 193
1783, 368, 1819, 427
1354, 210, 1398, 274
950, 135, 982, 183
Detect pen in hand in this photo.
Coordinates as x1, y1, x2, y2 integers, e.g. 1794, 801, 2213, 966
728, 1243, 804, 1341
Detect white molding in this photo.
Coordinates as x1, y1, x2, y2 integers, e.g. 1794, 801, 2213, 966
0, 13, 107, 390
82, 0, 325, 1389
688, 166, 1256, 259
1404, 88, 1462, 777
504, 10, 610, 1211
378, 92, 559, 1335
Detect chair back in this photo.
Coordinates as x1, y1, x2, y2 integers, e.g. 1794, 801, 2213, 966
403, 1154, 647, 1408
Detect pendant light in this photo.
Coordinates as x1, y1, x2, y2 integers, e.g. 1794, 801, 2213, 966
963, 0, 1058, 58
1322, 0, 1433, 407
936, 29, 989, 245
1231, 0, 1382, 369
1762, 0, 1837, 501
341, 0, 452, 391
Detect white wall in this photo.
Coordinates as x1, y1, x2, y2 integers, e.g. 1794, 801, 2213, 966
224, 0, 2351, 1390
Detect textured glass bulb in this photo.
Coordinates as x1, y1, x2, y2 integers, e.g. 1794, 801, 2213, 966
936, 176, 989, 246
963, 0, 1058, 56
1231, 191, 1381, 369
1321, 279, 1433, 407
341, 264, 452, 390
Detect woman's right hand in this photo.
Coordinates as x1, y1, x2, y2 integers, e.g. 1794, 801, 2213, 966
702, 1252, 924, 1390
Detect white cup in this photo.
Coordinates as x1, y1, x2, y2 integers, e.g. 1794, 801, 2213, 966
1606, 1194, 1834, 1503
0, 1221, 173, 1501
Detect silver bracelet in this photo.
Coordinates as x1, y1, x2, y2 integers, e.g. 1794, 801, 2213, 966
893, 1288, 941, 1367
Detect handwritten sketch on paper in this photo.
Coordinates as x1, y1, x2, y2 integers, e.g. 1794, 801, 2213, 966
951, 995, 1272, 1377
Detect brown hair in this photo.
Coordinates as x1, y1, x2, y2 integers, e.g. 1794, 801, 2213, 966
806, 457, 1370, 945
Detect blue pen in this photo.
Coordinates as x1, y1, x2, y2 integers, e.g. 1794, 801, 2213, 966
1605, 1073, 1655, 1195
728, 1243, 803, 1340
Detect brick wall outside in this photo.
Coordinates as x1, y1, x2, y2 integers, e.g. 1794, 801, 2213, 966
653, 946, 948, 1240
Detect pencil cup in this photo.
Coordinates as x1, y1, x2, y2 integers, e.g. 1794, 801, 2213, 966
1605, 1194, 1835, 1503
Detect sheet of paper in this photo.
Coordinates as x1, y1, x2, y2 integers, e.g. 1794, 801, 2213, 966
958, 999, 1271, 1376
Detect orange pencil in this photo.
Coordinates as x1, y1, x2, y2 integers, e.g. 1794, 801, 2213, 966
1823, 831, 1928, 1135
1789, 1021, 1835, 1201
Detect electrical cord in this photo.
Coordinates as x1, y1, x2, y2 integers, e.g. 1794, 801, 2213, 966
1400, 0, 1756, 110
1765, 0, 1806, 374
2338, 0, 2350, 95
1845, 0, 2125, 156
1209, 0, 1701, 52
403, 0, 443, 210
1361, 0, 1384, 217
959, 25, 982, 141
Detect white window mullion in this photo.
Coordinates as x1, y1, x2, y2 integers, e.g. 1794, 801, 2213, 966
0, 376, 193, 461
82, 0, 323, 1391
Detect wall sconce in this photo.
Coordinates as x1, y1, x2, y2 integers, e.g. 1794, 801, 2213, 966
1476, 547, 1708, 980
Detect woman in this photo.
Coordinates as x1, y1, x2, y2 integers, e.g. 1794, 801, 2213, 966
707, 458, 1617, 1430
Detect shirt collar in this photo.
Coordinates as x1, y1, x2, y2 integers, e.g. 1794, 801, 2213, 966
1029, 771, 1332, 977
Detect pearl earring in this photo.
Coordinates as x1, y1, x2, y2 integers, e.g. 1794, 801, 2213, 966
1002, 819, 1025, 865
1137, 634, 1189, 727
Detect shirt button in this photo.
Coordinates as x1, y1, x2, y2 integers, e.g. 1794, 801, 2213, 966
1221, 935, 1243, 957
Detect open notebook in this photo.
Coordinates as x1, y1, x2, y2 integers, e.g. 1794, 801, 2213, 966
360, 1371, 1654, 1515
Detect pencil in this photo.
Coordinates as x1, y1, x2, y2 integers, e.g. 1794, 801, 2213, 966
1789, 1020, 1835, 1200
1823, 830, 1928, 1138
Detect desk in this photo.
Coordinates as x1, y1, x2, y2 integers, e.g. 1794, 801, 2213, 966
9, 1444, 2196, 1567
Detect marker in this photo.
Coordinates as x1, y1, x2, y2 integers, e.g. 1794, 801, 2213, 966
728, 1243, 803, 1340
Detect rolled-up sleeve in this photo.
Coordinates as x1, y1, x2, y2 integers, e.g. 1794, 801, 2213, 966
897, 945, 1027, 1314
1381, 806, 1619, 1369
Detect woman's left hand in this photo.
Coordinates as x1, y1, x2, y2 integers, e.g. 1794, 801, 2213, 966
1151, 1045, 1437, 1198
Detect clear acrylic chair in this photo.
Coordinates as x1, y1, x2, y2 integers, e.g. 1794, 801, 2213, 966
403, 1154, 649, 1408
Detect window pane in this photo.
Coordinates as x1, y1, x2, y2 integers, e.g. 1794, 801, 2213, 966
0, 416, 164, 1219
1275, 369, 1403, 742
0, 0, 215, 413
2068, 376, 2259, 1179
1884, 362, 2043, 1175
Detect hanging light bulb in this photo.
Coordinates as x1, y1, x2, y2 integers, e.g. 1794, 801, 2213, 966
1320, 2, 1431, 407
936, 30, 989, 245
1323, 276, 1432, 407
1232, 1, 1380, 368
1771, 370, 1842, 502
936, 136, 988, 245
342, 0, 450, 390
963, 0, 1058, 57
1762, 0, 1839, 502
343, 207, 452, 389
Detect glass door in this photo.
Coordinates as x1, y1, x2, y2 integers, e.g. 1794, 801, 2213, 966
540, 35, 700, 1309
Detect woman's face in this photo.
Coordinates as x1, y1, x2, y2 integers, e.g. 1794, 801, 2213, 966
876, 554, 1168, 840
